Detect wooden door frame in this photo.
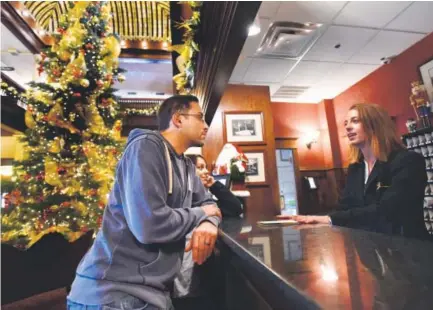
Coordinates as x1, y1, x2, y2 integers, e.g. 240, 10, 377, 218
274, 138, 302, 214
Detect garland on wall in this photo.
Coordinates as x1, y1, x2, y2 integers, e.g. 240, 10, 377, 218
171, 1, 202, 94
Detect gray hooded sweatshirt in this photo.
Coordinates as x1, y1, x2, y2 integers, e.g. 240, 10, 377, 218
67, 129, 219, 309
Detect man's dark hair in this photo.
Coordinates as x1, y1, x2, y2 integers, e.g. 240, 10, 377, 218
157, 95, 199, 130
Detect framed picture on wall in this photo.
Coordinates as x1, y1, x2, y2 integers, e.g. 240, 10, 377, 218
419, 58, 433, 102
244, 151, 267, 185
223, 111, 265, 145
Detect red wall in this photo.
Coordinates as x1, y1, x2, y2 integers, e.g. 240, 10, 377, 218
272, 102, 325, 170
273, 32, 433, 169
333, 32, 433, 166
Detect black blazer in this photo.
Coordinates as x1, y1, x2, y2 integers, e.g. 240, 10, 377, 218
329, 149, 429, 240
209, 181, 243, 218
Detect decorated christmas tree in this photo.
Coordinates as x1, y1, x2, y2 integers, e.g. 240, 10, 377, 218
1, 1, 125, 248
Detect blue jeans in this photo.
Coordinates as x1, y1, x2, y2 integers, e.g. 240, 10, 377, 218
67, 295, 153, 310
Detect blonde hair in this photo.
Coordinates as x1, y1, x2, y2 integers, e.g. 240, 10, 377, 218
348, 103, 404, 164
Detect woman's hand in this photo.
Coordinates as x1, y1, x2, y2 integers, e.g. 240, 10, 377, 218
276, 214, 331, 224
199, 172, 215, 188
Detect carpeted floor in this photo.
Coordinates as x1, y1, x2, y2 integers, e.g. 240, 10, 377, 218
2, 288, 67, 310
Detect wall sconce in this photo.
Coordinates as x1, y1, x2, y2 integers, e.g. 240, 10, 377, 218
304, 130, 320, 149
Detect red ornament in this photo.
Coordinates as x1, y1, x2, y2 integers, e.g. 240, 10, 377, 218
37, 65, 44, 76
57, 167, 67, 175
85, 43, 94, 49
72, 92, 82, 97
36, 172, 45, 181
88, 189, 97, 196
97, 216, 103, 227
98, 201, 105, 209
81, 226, 89, 232
24, 174, 31, 181
61, 201, 71, 207
96, 80, 104, 88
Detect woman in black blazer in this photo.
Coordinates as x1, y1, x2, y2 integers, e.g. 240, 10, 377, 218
280, 103, 428, 240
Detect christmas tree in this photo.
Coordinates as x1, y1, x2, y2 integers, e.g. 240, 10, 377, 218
1, 1, 125, 248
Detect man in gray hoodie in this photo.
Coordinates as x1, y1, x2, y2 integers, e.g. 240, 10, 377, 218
67, 95, 221, 310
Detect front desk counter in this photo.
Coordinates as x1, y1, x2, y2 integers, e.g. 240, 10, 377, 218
217, 217, 433, 310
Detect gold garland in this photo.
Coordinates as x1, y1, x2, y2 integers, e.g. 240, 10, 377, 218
123, 106, 160, 116
171, 1, 201, 94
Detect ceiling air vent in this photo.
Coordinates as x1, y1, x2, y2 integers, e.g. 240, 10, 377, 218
256, 22, 322, 59
273, 86, 309, 99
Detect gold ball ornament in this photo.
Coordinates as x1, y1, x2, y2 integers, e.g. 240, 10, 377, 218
80, 79, 90, 88
117, 74, 126, 83
58, 50, 72, 62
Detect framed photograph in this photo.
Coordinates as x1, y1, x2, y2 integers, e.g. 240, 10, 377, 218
244, 151, 266, 185
223, 111, 265, 145
419, 58, 433, 103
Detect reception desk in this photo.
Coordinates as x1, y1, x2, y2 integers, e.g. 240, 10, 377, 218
217, 217, 433, 310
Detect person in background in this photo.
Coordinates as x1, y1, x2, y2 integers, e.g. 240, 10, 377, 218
171, 154, 243, 310
67, 95, 222, 310
279, 103, 428, 240
188, 154, 243, 217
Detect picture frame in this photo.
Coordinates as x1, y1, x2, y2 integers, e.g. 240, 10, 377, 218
419, 58, 433, 103
244, 151, 267, 185
223, 111, 265, 145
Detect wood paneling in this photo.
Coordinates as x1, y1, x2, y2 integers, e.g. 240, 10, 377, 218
203, 84, 279, 217
299, 168, 347, 215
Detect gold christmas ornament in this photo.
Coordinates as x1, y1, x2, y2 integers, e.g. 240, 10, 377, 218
80, 79, 90, 88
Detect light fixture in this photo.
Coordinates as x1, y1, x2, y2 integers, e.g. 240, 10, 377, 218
37, 29, 46, 36
305, 130, 320, 149
320, 265, 338, 282
120, 40, 126, 47
162, 41, 168, 48
248, 15, 261, 36
141, 41, 148, 49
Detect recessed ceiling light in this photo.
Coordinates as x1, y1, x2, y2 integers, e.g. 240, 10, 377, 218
38, 29, 46, 36
162, 41, 168, 48
121, 40, 126, 47
21, 10, 30, 17
142, 41, 148, 48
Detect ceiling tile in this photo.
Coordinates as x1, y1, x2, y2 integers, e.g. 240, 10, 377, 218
275, 1, 348, 24
239, 18, 272, 58
303, 25, 378, 62
349, 30, 425, 64
385, 2, 433, 33
243, 58, 297, 83
283, 61, 341, 86
258, 2, 280, 19
321, 63, 378, 84
333, 1, 411, 28
229, 57, 253, 82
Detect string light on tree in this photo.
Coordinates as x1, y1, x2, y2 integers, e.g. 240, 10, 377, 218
1, 1, 126, 248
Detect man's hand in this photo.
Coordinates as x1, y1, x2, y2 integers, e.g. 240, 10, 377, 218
276, 214, 331, 224
201, 204, 222, 219
185, 221, 218, 265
